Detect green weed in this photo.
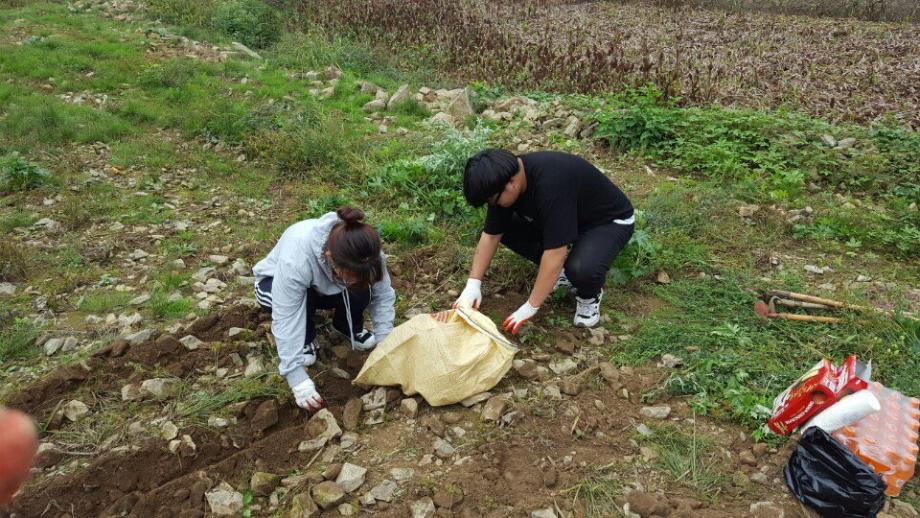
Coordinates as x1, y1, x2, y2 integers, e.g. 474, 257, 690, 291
78, 290, 133, 313
0, 242, 28, 282
0, 212, 35, 234
637, 422, 726, 496
566, 464, 622, 517
0, 154, 55, 193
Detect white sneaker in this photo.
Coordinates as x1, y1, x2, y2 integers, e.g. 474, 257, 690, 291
574, 290, 603, 328
303, 340, 319, 366
554, 270, 574, 292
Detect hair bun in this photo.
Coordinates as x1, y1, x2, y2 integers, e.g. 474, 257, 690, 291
336, 206, 365, 225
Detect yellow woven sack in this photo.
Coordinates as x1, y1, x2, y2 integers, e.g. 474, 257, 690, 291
353, 305, 517, 406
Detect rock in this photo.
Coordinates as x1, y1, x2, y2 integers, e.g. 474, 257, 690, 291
626, 491, 670, 517
433, 488, 463, 509
363, 99, 386, 112
856, 274, 872, 282
335, 463, 367, 493
160, 421, 179, 440
738, 204, 760, 218
400, 398, 418, 419
640, 446, 659, 461
549, 357, 577, 375
227, 327, 244, 337
749, 501, 784, 518
357, 80, 379, 94
387, 84, 410, 109
390, 467, 414, 482
244, 356, 264, 376
804, 264, 830, 275
337, 503, 356, 516
514, 359, 540, 379
361, 387, 387, 411
555, 341, 575, 355
659, 354, 683, 369
739, 449, 757, 466
749, 472, 769, 484
340, 431, 358, 449
62, 400, 89, 421
481, 396, 508, 422
542, 469, 558, 488
563, 116, 582, 138
0, 282, 15, 296
836, 137, 856, 149
639, 405, 671, 419
821, 135, 837, 147
656, 271, 671, 284
342, 397, 362, 431
441, 412, 462, 424
311, 481, 345, 510
140, 378, 176, 400
205, 482, 244, 515
636, 423, 653, 437
587, 328, 607, 346
369, 479, 397, 502
125, 328, 155, 346
250, 472, 281, 496
752, 442, 769, 457
446, 88, 474, 120
429, 112, 456, 126
121, 383, 142, 401
129, 248, 148, 260
207, 416, 229, 428
543, 384, 562, 400
169, 434, 197, 458
180, 335, 203, 350
530, 509, 556, 518
559, 379, 582, 396
433, 438, 455, 459
251, 399, 279, 433
288, 493, 319, 517
460, 391, 492, 407
232, 41, 263, 60
44, 337, 64, 356
208, 254, 229, 265
298, 408, 342, 451
129, 293, 150, 305
410, 497, 436, 518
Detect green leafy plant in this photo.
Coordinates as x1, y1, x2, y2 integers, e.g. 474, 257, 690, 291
0, 154, 54, 193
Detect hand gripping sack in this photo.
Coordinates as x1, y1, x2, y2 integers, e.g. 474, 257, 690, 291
784, 427, 886, 518
354, 306, 517, 406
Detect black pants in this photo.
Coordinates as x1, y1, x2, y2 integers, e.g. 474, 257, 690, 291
255, 277, 369, 344
500, 215, 634, 298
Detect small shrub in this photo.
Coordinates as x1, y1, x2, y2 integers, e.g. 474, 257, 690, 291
59, 197, 94, 231
212, 0, 283, 49
246, 115, 355, 178
0, 154, 54, 193
377, 217, 433, 245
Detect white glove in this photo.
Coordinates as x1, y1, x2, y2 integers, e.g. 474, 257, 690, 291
292, 378, 323, 412
454, 278, 482, 310
503, 301, 539, 335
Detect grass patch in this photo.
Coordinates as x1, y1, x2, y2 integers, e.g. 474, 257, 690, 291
0, 317, 41, 364
0, 211, 35, 234
566, 465, 622, 517
615, 276, 920, 437
78, 290, 133, 313
178, 374, 283, 422
0, 242, 28, 282
637, 422, 726, 496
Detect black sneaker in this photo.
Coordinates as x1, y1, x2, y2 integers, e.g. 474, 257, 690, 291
334, 327, 378, 351
303, 340, 319, 366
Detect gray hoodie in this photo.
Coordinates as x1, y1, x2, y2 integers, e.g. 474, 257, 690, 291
252, 212, 396, 389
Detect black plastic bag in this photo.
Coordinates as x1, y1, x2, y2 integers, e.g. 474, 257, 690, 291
785, 427, 887, 518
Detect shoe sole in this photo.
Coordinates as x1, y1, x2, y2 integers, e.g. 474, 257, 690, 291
574, 318, 599, 328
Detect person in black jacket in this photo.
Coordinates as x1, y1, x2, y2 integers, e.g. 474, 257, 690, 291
455, 149, 634, 333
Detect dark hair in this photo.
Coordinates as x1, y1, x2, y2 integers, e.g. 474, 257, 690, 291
462, 149, 518, 207
326, 206, 383, 289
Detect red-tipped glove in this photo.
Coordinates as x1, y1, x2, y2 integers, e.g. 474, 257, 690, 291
503, 301, 539, 335
292, 378, 324, 413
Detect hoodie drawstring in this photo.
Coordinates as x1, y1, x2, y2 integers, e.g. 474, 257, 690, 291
342, 289, 355, 350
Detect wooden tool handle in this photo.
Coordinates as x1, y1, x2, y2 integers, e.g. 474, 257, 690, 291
774, 312, 842, 324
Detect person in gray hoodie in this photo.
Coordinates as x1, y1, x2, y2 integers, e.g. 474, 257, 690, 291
252, 207, 396, 412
